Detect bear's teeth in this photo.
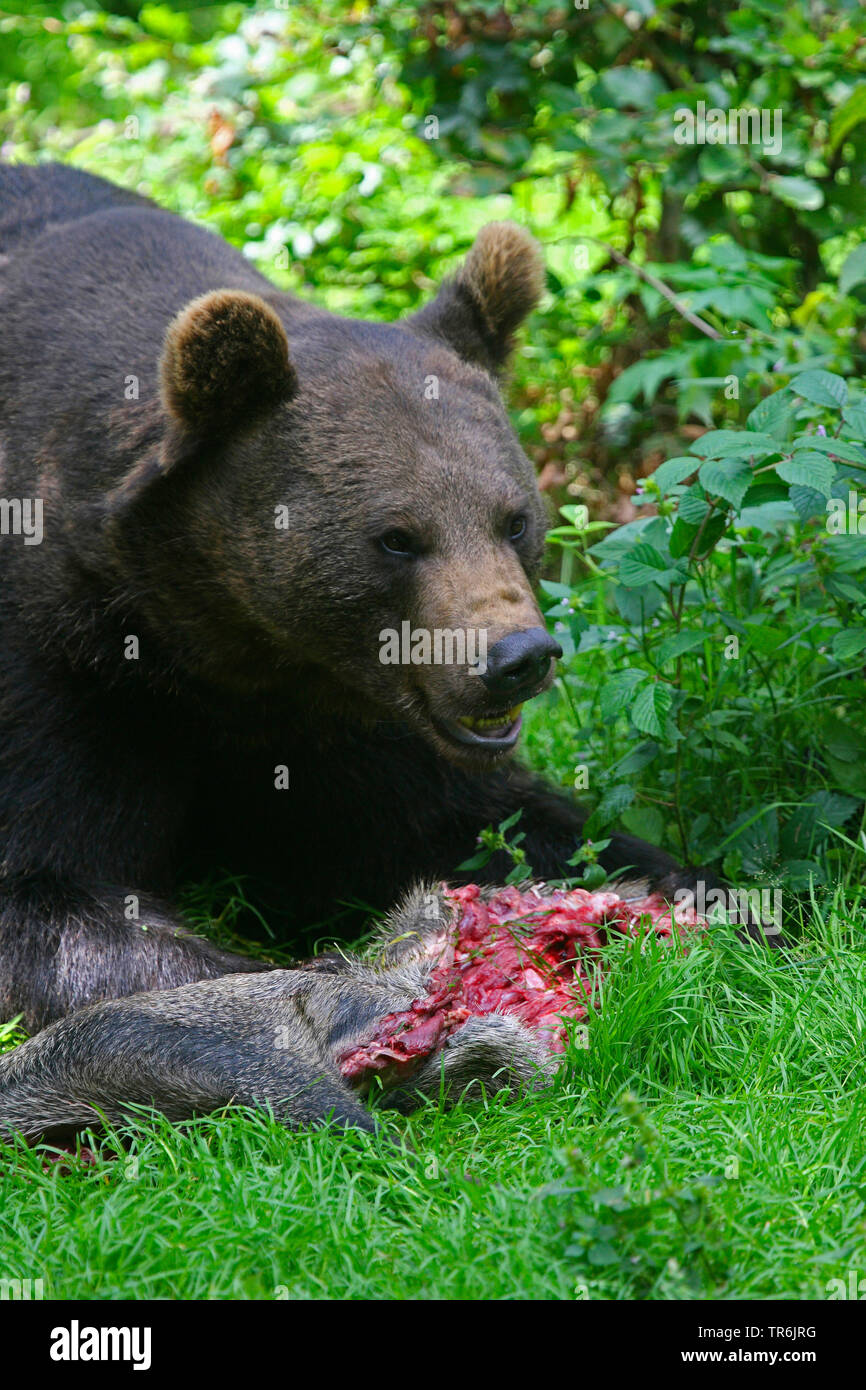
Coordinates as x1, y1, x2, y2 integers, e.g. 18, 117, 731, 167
457, 705, 521, 732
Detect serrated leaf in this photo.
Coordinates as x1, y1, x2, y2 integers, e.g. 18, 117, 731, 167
782, 860, 827, 889
776, 455, 836, 497
678, 484, 710, 525
693, 513, 728, 558
669, 517, 699, 559
618, 543, 686, 589
599, 669, 649, 720
593, 783, 636, 825
793, 436, 866, 464
842, 405, 866, 441
657, 630, 705, 664
832, 629, 866, 661
698, 457, 752, 507
746, 390, 797, 440
652, 456, 698, 494
788, 370, 848, 409
690, 430, 779, 459
630, 682, 673, 737
789, 484, 828, 522
611, 741, 659, 778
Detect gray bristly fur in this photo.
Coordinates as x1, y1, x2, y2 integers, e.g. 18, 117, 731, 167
0, 883, 581, 1144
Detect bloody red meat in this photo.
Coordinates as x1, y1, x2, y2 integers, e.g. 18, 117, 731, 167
338, 882, 704, 1089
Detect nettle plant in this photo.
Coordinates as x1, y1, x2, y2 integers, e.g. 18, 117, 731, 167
541, 368, 866, 896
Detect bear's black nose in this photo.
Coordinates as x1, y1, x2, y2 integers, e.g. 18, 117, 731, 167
480, 628, 562, 701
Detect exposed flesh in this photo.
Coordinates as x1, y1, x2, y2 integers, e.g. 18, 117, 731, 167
338, 882, 704, 1088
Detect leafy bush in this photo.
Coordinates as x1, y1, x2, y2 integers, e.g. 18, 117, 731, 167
539, 342, 866, 892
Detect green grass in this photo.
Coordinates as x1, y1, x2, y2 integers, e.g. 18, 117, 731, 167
2, 887, 864, 1300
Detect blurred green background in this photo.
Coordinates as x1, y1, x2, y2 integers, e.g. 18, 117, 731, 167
4, 0, 865, 518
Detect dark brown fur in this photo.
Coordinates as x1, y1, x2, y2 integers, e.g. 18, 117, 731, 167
0, 165, 718, 1106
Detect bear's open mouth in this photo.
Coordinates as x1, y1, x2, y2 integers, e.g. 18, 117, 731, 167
434, 705, 523, 751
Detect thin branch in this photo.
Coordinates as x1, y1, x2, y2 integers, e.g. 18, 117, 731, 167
558, 233, 724, 341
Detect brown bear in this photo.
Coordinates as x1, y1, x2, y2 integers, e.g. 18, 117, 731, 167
0, 163, 696, 1045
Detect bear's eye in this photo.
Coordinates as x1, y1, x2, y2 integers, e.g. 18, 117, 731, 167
379, 529, 421, 558
508, 515, 528, 542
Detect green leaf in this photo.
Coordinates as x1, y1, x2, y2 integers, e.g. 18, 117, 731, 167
821, 716, 866, 796
693, 513, 728, 558
596, 67, 665, 110
840, 245, 866, 296
842, 405, 866, 441
707, 728, 750, 757
826, 574, 866, 604
540, 580, 576, 600
698, 457, 752, 508
690, 430, 779, 459
698, 143, 746, 183
781, 860, 827, 890
776, 454, 836, 497
669, 517, 698, 559
599, 669, 649, 721
830, 84, 866, 151
789, 484, 828, 522
678, 484, 710, 525
793, 436, 866, 464
608, 355, 686, 406
656, 630, 706, 664
746, 390, 797, 441
592, 783, 636, 826
744, 621, 786, 654
587, 1242, 620, 1267
618, 544, 686, 590
589, 516, 669, 562
611, 741, 660, 778
458, 848, 492, 871
631, 683, 673, 738
593, 1186, 629, 1209
652, 457, 698, 494
768, 176, 824, 211
832, 630, 866, 661
620, 805, 664, 845
614, 583, 664, 625
788, 370, 848, 409
781, 791, 860, 858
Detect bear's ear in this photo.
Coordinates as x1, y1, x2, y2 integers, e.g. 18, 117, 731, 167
159, 289, 297, 438
408, 222, 544, 374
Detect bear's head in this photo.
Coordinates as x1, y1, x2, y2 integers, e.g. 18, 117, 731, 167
112, 224, 561, 768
